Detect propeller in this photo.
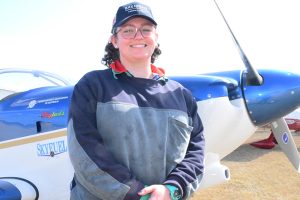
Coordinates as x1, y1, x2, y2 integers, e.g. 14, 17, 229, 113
213, 0, 263, 86
271, 118, 300, 172
213, 0, 300, 172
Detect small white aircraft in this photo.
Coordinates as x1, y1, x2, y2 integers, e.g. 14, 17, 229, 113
0, 1, 299, 199
286, 109, 300, 132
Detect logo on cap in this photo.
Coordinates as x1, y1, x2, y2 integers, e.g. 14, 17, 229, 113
124, 4, 149, 13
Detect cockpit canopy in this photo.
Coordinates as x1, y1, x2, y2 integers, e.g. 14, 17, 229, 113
0, 68, 72, 100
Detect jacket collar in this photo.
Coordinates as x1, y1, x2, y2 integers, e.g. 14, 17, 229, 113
109, 60, 168, 82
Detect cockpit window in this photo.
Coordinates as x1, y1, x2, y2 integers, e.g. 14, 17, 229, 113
0, 69, 72, 100
0, 72, 59, 92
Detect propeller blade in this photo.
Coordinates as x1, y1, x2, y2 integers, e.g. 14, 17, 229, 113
271, 118, 300, 172
213, 0, 263, 86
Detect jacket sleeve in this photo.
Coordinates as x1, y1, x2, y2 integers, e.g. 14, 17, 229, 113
67, 73, 144, 200
163, 89, 205, 199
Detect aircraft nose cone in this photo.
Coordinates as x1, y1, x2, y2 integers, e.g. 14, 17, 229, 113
243, 69, 300, 126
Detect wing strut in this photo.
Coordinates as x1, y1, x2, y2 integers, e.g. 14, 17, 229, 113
213, 0, 263, 86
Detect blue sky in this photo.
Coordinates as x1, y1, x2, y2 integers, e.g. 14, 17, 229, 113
0, 0, 299, 81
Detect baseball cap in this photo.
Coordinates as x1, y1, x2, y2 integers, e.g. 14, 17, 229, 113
111, 1, 157, 33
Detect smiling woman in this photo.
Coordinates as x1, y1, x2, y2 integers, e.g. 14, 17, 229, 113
67, 2, 205, 200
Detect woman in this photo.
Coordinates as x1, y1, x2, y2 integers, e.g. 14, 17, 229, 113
67, 2, 205, 200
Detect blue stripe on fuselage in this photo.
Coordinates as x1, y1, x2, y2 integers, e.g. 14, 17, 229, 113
171, 72, 242, 101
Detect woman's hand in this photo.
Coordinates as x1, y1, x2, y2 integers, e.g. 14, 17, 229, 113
138, 184, 171, 200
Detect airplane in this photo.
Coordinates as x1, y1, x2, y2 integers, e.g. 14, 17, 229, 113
250, 108, 300, 149
1, 1, 300, 199
285, 109, 300, 132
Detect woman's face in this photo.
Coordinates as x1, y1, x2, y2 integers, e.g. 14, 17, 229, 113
112, 17, 158, 63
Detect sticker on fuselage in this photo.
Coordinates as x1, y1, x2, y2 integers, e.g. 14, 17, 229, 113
282, 132, 289, 144
37, 140, 68, 157
41, 111, 65, 118
28, 96, 69, 108
12, 96, 68, 108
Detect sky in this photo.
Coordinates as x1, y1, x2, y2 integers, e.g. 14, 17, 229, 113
0, 0, 299, 82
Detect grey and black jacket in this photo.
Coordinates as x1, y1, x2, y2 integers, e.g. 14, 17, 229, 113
67, 68, 205, 200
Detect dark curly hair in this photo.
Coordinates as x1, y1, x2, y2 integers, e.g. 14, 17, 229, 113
101, 40, 162, 67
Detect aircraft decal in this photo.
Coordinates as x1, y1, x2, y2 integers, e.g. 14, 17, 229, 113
27, 100, 37, 108
282, 132, 289, 144
41, 111, 65, 119
27, 96, 69, 108
37, 140, 68, 157
10, 96, 69, 108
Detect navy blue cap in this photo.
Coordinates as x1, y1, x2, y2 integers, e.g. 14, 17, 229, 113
111, 2, 157, 33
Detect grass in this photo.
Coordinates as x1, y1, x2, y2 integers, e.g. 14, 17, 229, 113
191, 132, 300, 200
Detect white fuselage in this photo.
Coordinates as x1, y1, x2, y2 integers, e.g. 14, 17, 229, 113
198, 97, 257, 159
0, 129, 73, 200
0, 96, 258, 198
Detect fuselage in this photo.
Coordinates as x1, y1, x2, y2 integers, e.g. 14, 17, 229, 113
1, 69, 300, 199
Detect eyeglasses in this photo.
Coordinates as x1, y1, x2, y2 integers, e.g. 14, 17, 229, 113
116, 25, 156, 39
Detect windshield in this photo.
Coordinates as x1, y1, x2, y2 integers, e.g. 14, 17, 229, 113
0, 69, 72, 99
